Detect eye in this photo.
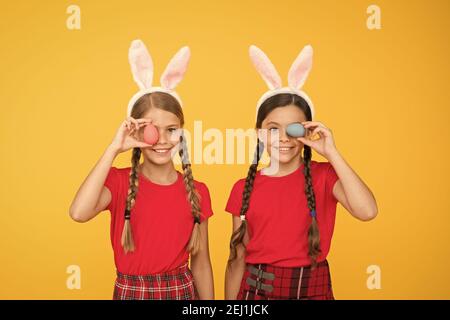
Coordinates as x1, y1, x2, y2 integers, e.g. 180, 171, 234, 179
168, 128, 178, 132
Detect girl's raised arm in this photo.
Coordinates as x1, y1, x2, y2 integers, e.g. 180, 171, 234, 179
69, 117, 152, 222
298, 121, 378, 221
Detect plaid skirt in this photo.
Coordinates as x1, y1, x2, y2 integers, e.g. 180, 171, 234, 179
237, 260, 334, 300
113, 262, 197, 300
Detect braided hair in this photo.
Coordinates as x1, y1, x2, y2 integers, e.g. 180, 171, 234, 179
121, 147, 141, 252
228, 93, 321, 268
228, 138, 263, 262
179, 133, 202, 255
121, 92, 202, 254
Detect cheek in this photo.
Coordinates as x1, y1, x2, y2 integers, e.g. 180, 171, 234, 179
265, 137, 273, 152
295, 144, 304, 158
268, 131, 280, 145
264, 134, 278, 154
169, 131, 181, 143
141, 149, 152, 160
160, 129, 182, 144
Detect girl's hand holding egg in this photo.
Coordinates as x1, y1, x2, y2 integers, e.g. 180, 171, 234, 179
296, 121, 338, 160
109, 117, 154, 154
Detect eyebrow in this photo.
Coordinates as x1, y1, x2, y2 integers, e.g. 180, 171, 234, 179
165, 124, 181, 128
266, 121, 302, 126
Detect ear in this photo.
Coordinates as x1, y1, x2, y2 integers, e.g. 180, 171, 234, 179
160, 46, 191, 90
128, 39, 154, 90
288, 45, 313, 90
249, 45, 282, 90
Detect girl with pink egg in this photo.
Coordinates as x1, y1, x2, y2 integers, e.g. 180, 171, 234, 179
224, 44, 378, 300
69, 40, 214, 300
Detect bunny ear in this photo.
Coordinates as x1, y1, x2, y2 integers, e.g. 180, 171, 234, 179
288, 45, 313, 89
249, 45, 282, 90
160, 46, 191, 90
128, 39, 154, 90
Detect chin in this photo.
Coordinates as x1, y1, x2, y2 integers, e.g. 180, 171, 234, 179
147, 156, 173, 166
276, 155, 297, 165
142, 151, 173, 166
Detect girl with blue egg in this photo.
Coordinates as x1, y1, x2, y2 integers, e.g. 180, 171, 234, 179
224, 44, 378, 300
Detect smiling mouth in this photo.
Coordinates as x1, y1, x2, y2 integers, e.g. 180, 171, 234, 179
274, 146, 295, 152
151, 147, 173, 154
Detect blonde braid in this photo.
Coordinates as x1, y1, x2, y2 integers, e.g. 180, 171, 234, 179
121, 147, 141, 253
178, 134, 202, 255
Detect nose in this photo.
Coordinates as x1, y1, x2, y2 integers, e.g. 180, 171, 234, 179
155, 127, 167, 144
279, 127, 289, 142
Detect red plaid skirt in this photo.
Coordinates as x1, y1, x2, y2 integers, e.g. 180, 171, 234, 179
113, 262, 197, 300
237, 260, 334, 300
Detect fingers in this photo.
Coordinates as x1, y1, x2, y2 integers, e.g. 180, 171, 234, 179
123, 119, 131, 131
301, 121, 332, 138
135, 141, 153, 148
301, 121, 324, 127
297, 125, 329, 146
311, 126, 331, 138
301, 121, 329, 130
126, 117, 139, 132
124, 117, 152, 134
132, 122, 149, 133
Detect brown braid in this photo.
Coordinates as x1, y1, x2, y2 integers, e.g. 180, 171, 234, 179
228, 139, 263, 265
121, 147, 141, 253
178, 134, 202, 255
303, 145, 321, 269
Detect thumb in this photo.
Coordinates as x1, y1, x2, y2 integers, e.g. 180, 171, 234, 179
297, 137, 313, 147
135, 141, 153, 148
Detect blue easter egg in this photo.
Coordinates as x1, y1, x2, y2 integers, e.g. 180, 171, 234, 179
286, 123, 306, 137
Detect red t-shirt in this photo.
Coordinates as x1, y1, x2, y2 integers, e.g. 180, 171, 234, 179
104, 167, 214, 275
225, 161, 339, 267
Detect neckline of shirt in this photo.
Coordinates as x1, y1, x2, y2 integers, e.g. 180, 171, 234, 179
127, 168, 183, 189
257, 161, 312, 180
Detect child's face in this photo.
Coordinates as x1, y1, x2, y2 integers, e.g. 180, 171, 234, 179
137, 108, 182, 166
259, 104, 307, 165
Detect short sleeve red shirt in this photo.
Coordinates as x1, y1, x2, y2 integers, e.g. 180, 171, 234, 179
104, 167, 214, 275
225, 161, 339, 267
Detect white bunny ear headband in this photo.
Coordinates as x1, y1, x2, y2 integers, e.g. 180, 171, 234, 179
126, 39, 191, 116
249, 44, 315, 119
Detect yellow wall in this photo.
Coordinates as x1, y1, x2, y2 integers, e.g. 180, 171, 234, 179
1, 0, 449, 299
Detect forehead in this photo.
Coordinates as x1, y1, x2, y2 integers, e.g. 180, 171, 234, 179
262, 105, 306, 125
142, 107, 181, 126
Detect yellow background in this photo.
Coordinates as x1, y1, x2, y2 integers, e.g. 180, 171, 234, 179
1, 0, 449, 299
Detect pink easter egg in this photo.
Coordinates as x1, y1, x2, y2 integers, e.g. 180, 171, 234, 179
143, 124, 159, 145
